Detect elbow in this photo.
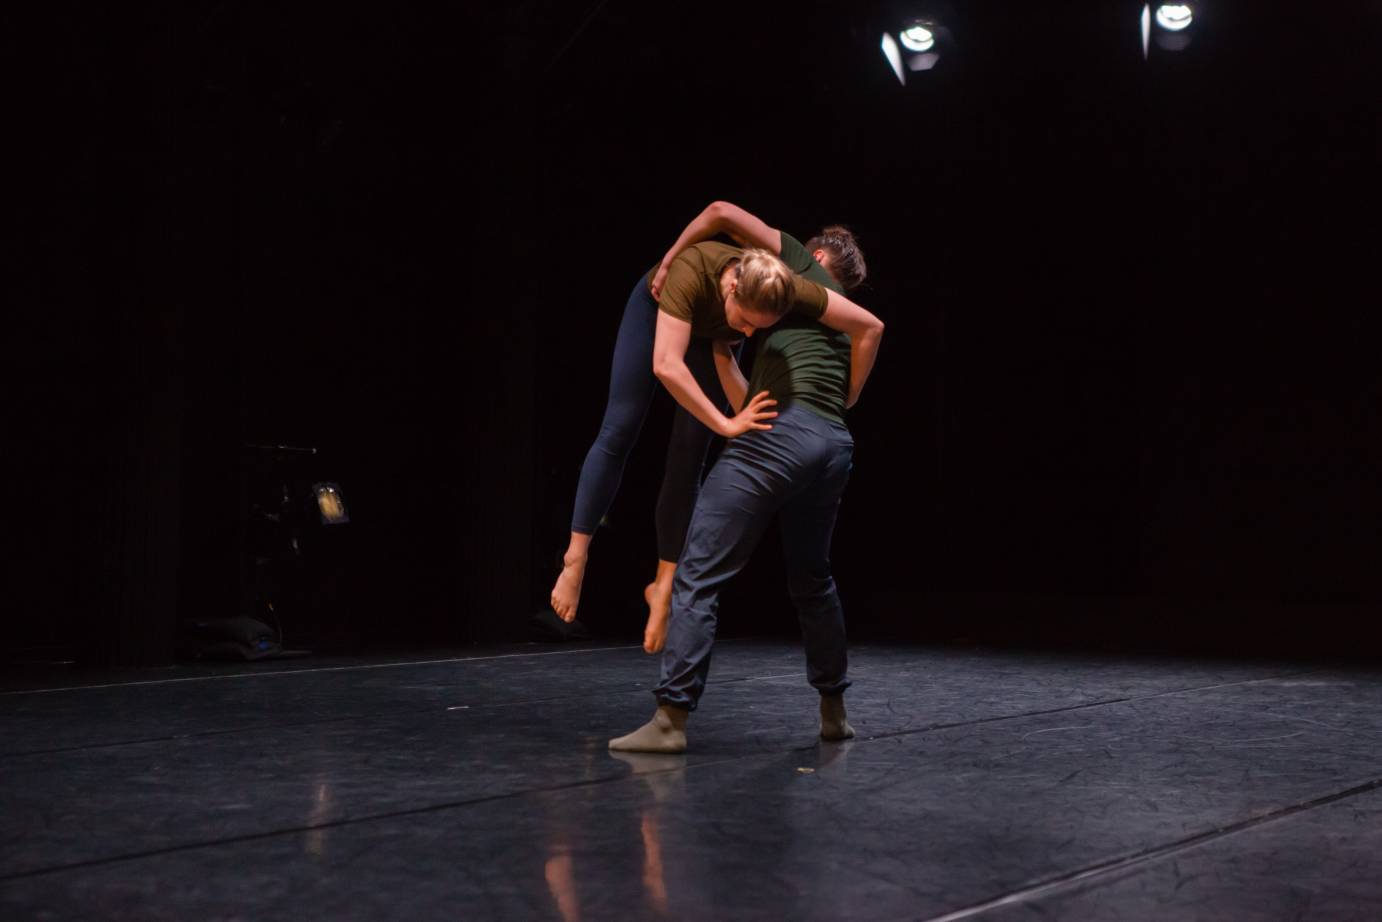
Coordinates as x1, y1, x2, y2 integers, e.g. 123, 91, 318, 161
652, 356, 676, 381
706, 200, 732, 229
848, 319, 883, 339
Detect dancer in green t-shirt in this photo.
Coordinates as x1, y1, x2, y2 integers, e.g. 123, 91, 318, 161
552, 204, 877, 654
609, 209, 883, 753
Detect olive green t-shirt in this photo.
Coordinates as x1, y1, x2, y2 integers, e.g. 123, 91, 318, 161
646, 241, 828, 339
744, 232, 852, 426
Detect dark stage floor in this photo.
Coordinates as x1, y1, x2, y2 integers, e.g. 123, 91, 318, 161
3, 640, 1382, 920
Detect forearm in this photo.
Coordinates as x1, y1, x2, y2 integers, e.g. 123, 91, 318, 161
845, 327, 884, 409
713, 345, 749, 413
657, 204, 725, 275
658, 202, 782, 274
656, 359, 732, 436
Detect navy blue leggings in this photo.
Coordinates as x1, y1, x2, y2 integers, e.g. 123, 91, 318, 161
570, 277, 736, 563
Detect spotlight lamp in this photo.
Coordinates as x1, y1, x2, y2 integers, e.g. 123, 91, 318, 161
1154, 3, 1194, 32
313, 483, 350, 525
899, 23, 936, 52
882, 16, 946, 83
1143, 2, 1196, 55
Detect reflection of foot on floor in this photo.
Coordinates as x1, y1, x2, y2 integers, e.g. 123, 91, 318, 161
609, 704, 689, 754
642, 582, 672, 654
609, 751, 687, 801
820, 694, 856, 741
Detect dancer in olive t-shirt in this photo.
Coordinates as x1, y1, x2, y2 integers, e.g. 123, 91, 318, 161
610, 211, 884, 753
550, 206, 878, 656
630, 205, 871, 653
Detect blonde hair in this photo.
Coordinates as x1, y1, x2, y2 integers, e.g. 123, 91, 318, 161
733, 248, 796, 318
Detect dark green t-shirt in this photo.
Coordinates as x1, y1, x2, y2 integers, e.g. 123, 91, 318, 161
744, 232, 852, 426
647, 241, 828, 340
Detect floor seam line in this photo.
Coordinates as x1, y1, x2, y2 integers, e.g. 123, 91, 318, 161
863, 668, 1319, 745
0, 645, 647, 696
0, 637, 784, 697
0, 754, 752, 883
910, 774, 1382, 922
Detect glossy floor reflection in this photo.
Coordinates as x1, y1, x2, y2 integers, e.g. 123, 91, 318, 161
3, 641, 1381, 920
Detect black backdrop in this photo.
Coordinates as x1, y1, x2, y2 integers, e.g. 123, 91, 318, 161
14, 1, 1382, 665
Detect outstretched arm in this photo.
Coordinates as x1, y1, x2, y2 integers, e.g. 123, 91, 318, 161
817, 290, 886, 409
651, 202, 784, 299
654, 313, 777, 437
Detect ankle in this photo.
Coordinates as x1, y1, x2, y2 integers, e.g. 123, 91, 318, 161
654, 561, 677, 586
820, 694, 847, 713
655, 703, 690, 731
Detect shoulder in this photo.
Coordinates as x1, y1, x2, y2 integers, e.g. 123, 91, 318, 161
694, 240, 743, 265
778, 232, 813, 272
789, 275, 829, 319
781, 233, 843, 294
659, 256, 703, 320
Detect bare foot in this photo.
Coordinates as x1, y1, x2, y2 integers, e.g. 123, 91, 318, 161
550, 554, 587, 622
643, 580, 672, 653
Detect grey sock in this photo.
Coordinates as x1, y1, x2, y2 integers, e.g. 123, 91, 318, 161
820, 694, 855, 741
609, 704, 689, 754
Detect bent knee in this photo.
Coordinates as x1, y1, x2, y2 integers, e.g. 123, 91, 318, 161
593, 421, 641, 457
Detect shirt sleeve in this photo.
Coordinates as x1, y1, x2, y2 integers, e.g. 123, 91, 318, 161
781, 231, 844, 294
777, 232, 814, 274
788, 275, 829, 320
655, 257, 696, 324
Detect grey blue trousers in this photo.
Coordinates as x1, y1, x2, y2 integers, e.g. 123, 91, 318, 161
655, 404, 854, 710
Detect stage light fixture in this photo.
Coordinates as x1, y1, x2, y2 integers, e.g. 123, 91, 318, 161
1143, 2, 1195, 54
900, 24, 936, 52
879, 4, 957, 86
1155, 3, 1193, 32
313, 483, 349, 525
883, 16, 946, 83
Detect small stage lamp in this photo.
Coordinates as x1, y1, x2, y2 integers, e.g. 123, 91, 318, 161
1155, 3, 1194, 32
882, 16, 946, 84
1144, 2, 1196, 54
313, 483, 349, 525
899, 23, 936, 52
